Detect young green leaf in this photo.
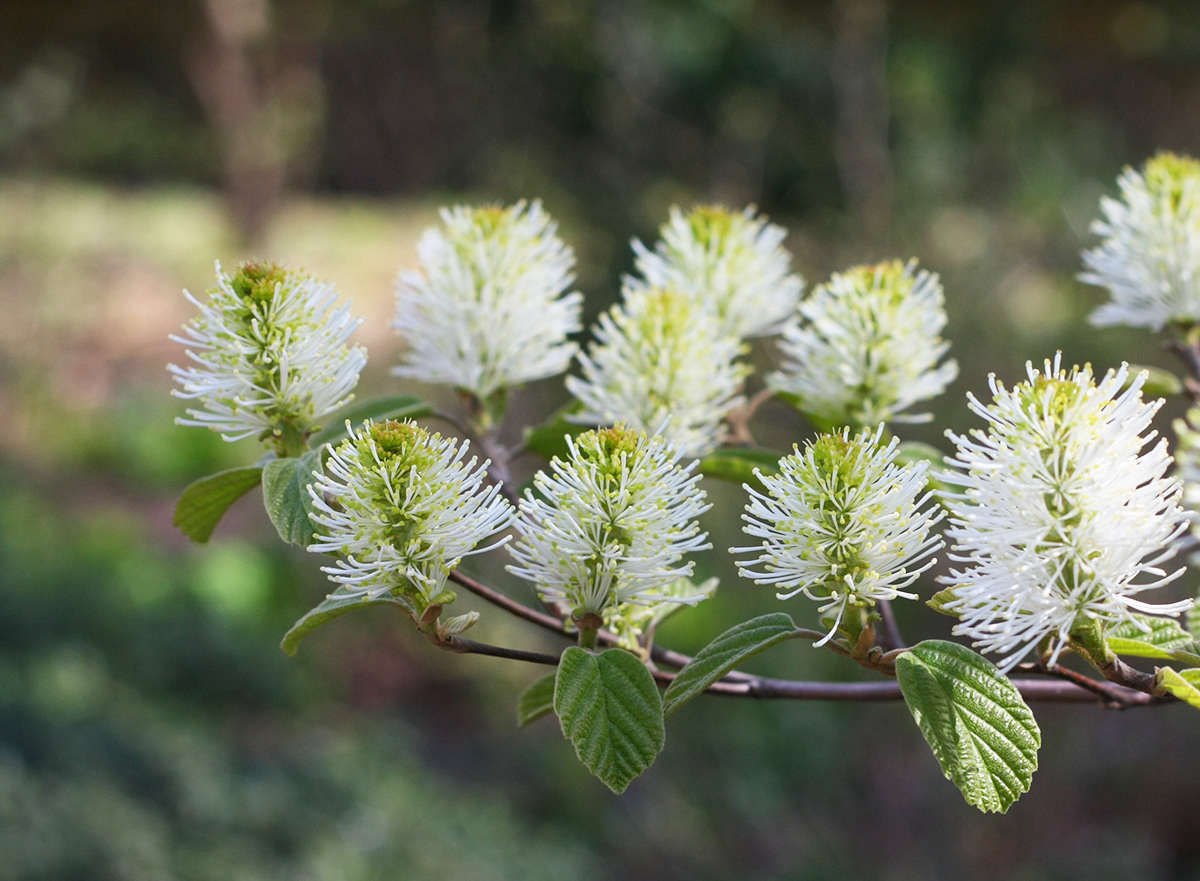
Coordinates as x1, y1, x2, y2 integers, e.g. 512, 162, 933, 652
173, 466, 264, 543
1156, 667, 1200, 709
554, 647, 665, 794
895, 640, 1041, 814
263, 449, 322, 547
926, 586, 960, 617
308, 395, 434, 447
662, 612, 799, 716
517, 673, 557, 727
1107, 614, 1196, 660
280, 591, 414, 655
697, 447, 784, 488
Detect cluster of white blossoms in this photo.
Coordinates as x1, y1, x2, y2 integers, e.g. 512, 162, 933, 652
1082, 152, 1200, 331
735, 425, 944, 643
770, 260, 958, 428
566, 285, 749, 458
169, 261, 367, 451
393, 201, 583, 401
506, 427, 712, 618
939, 356, 1191, 670
308, 419, 515, 609
631, 204, 804, 339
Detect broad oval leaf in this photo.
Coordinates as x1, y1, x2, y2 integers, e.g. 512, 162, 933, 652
281, 591, 414, 656
697, 447, 784, 488
1156, 667, 1200, 710
895, 639, 1040, 814
1108, 614, 1196, 660
174, 466, 263, 543
263, 449, 322, 547
517, 673, 557, 727
662, 612, 798, 716
309, 395, 434, 447
554, 647, 665, 794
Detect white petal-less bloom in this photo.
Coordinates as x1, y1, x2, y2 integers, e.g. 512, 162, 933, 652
393, 201, 583, 400
308, 419, 516, 608
565, 285, 749, 458
506, 427, 712, 617
940, 355, 1191, 671
734, 425, 944, 644
1082, 152, 1200, 331
770, 259, 958, 428
631, 204, 803, 339
169, 261, 367, 449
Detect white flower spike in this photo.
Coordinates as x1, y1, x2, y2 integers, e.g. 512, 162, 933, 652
506, 427, 712, 618
940, 354, 1190, 671
735, 425, 943, 644
169, 261, 367, 453
393, 201, 583, 402
308, 419, 516, 609
770, 259, 958, 428
631, 204, 803, 339
566, 285, 749, 458
1082, 152, 1200, 331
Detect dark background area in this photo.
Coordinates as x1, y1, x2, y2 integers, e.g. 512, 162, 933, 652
2, 1, 1200, 879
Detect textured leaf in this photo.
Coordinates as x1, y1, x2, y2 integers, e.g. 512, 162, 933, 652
697, 447, 784, 488
1157, 667, 1200, 709
281, 591, 414, 656
262, 450, 322, 547
517, 673, 557, 727
662, 613, 798, 716
896, 640, 1041, 814
554, 647, 665, 794
309, 395, 434, 447
1108, 614, 1196, 660
173, 466, 263, 543
522, 402, 587, 462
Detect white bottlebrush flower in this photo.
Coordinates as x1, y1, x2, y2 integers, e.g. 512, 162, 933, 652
506, 427, 712, 617
169, 261, 367, 451
565, 285, 749, 458
393, 201, 583, 401
1082, 152, 1200, 331
308, 419, 516, 608
734, 425, 944, 643
940, 355, 1190, 671
631, 204, 803, 339
769, 259, 958, 428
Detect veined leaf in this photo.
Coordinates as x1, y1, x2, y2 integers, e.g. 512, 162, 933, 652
263, 449, 322, 547
173, 466, 263, 543
281, 591, 414, 656
517, 673, 557, 727
662, 613, 798, 716
1108, 614, 1196, 661
1156, 667, 1200, 709
896, 640, 1040, 814
554, 647, 664, 794
310, 395, 434, 447
926, 587, 960, 618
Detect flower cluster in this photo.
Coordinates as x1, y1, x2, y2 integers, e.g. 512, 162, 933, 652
506, 427, 711, 618
308, 419, 515, 610
735, 425, 943, 643
770, 259, 957, 428
393, 201, 583, 402
631, 204, 803, 339
1082, 152, 1200, 331
169, 261, 367, 451
939, 355, 1190, 670
566, 285, 749, 458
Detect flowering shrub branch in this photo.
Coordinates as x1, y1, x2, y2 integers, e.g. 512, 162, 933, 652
170, 161, 1200, 812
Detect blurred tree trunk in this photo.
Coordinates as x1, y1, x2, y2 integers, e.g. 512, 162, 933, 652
831, 0, 892, 246
184, 0, 324, 245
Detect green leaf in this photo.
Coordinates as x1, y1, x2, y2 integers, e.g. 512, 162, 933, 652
1156, 667, 1200, 709
1125, 364, 1183, 398
522, 402, 587, 462
517, 673, 557, 727
281, 591, 414, 656
173, 466, 264, 543
662, 613, 799, 716
926, 587, 960, 617
309, 395, 434, 447
554, 647, 665, 794
895, 640, 1040, 814
1107, 614, 1197, 660
262, 449, 322, 547
697, 447, 784, 487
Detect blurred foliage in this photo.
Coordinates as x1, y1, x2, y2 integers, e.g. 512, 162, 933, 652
3, 0, 1200, 878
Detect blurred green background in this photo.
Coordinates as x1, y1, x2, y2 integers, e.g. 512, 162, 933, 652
3, 1, 1200, 879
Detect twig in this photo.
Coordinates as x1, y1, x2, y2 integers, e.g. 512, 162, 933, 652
433, 634, 560, 666
725, 387, 777, 447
